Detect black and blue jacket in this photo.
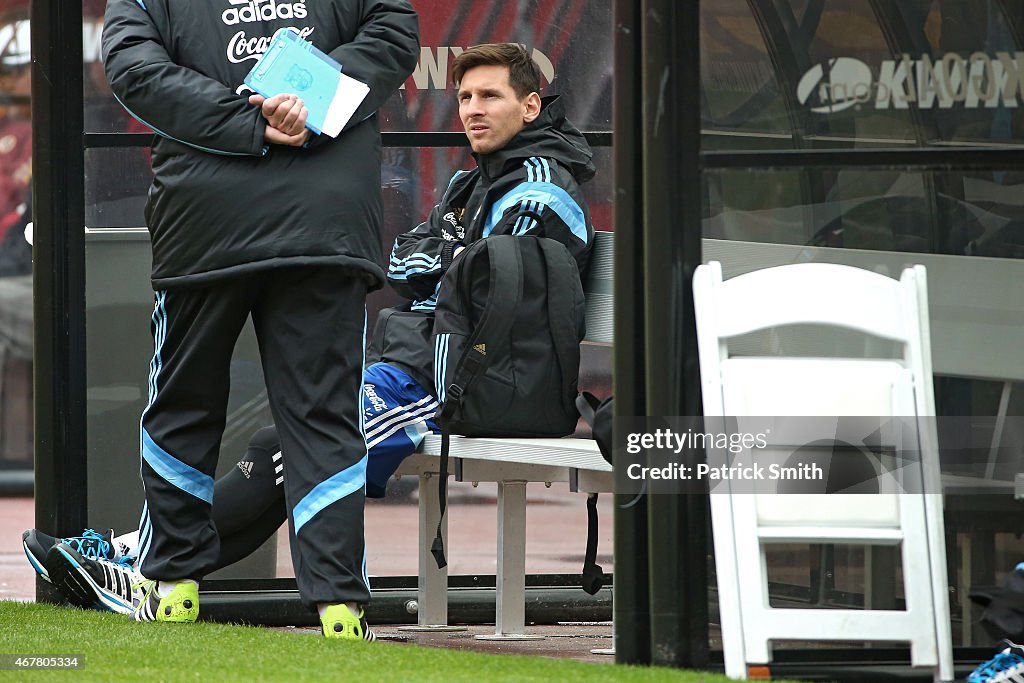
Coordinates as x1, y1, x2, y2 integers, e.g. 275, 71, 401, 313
371, 95, 596, 391
102, 0, 419, 289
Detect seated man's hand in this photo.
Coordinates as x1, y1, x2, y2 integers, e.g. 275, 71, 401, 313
249, 93, 309, 137
263, 125, 311, 147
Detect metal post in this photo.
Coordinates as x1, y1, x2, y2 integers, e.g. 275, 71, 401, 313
30, 0, 87, 602
641, 0, 708, 668
477, 481, 544, 640
612, 0, 651, 666
416, 472, 450, 625
398, 472, 466, 632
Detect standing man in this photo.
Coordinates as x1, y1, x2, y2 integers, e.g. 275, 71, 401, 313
98, 0, 418, 638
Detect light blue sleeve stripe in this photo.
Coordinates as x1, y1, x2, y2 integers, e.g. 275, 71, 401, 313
389, 254, 440, 272
411, 301, 437, 311
446, 170, 467, 191
136, 0, 147, 9
483, 181, 589, 244
410, 280, 441, 311
389, 253, 441, 280
293, 455, 368, 535
141, 429, 214, 504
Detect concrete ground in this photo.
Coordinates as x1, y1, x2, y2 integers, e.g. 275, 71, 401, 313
287, 622, 616, 662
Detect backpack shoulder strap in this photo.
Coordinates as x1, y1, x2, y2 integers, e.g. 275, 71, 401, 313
581, 492, 604, 595
436, 237, 523, 424
537, 237, 583, 410
432, 238, 523, 569
430, 431, 451, 569
576, 392, 599, 428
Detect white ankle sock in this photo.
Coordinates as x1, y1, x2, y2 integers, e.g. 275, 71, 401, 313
112, 530, 139, 560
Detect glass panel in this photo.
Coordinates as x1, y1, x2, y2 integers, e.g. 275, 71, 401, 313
85, 0, 612, 134
80, 1, 614, 590
365, 148, 614, 580
85, 147, 154, 229
85, 230, 279, 578
0, 2, 32, 472
704, 167, 1024, 646
84, 1, 152, 134
701, 0, 793, 143
385, 0, 612, 133
365, 481, 614, 578
701, 0, 1024, 149
705, 167, 1024, 257
82, 140, 613, 581
763, 545, 899, 609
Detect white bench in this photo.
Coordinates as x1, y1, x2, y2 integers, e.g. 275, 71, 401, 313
392, 230, 614, 639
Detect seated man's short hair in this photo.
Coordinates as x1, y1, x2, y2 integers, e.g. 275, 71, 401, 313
451, 43, 542, 99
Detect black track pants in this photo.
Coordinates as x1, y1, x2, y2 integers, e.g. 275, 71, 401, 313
136, 267, 370, 605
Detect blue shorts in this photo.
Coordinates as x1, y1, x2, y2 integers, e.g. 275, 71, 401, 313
363, 362, 438, 497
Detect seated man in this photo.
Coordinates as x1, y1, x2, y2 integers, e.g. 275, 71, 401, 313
27, 42, 596, 633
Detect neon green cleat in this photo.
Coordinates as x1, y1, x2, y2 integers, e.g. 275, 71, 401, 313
133, 580, 199, 623
320, 604, 375, 641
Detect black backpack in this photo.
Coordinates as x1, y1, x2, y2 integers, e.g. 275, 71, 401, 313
429, 234, 586, 568
432, 234, 586, 436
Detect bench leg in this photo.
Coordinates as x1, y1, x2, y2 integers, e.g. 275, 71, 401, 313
398, 473, 466, 632
476, 480, 544, 640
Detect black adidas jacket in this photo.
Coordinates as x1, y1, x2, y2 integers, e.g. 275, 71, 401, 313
102, 0, 419, 289
370, 96, 596, 391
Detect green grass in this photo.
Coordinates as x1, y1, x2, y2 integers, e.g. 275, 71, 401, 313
0, 601, 734, 682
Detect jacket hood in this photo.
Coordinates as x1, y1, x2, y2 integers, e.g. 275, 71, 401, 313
475, 95, 596, 184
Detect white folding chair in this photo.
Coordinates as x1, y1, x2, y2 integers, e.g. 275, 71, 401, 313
693, 261, 953, 682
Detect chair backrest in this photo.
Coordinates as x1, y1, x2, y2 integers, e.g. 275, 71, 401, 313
695, 261, 932, 404
692, 260, 952, 681
694, 261, 941, 498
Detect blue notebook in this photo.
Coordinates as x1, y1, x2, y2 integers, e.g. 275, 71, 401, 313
244, 29, 369, 138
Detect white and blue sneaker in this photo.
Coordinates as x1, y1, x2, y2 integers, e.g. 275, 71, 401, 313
967, 642, 1024, 683
44, 542, 144, 615
22, 528, 127, 583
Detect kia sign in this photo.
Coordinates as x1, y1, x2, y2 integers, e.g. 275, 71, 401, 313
797, 52, 1024, 113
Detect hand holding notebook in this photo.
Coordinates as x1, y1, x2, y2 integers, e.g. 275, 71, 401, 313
245, 29, 370, 138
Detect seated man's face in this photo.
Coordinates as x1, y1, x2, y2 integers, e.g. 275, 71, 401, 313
458, 64, 539, 155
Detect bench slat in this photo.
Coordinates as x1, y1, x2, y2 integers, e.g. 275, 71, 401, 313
417, 434, 610, 472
